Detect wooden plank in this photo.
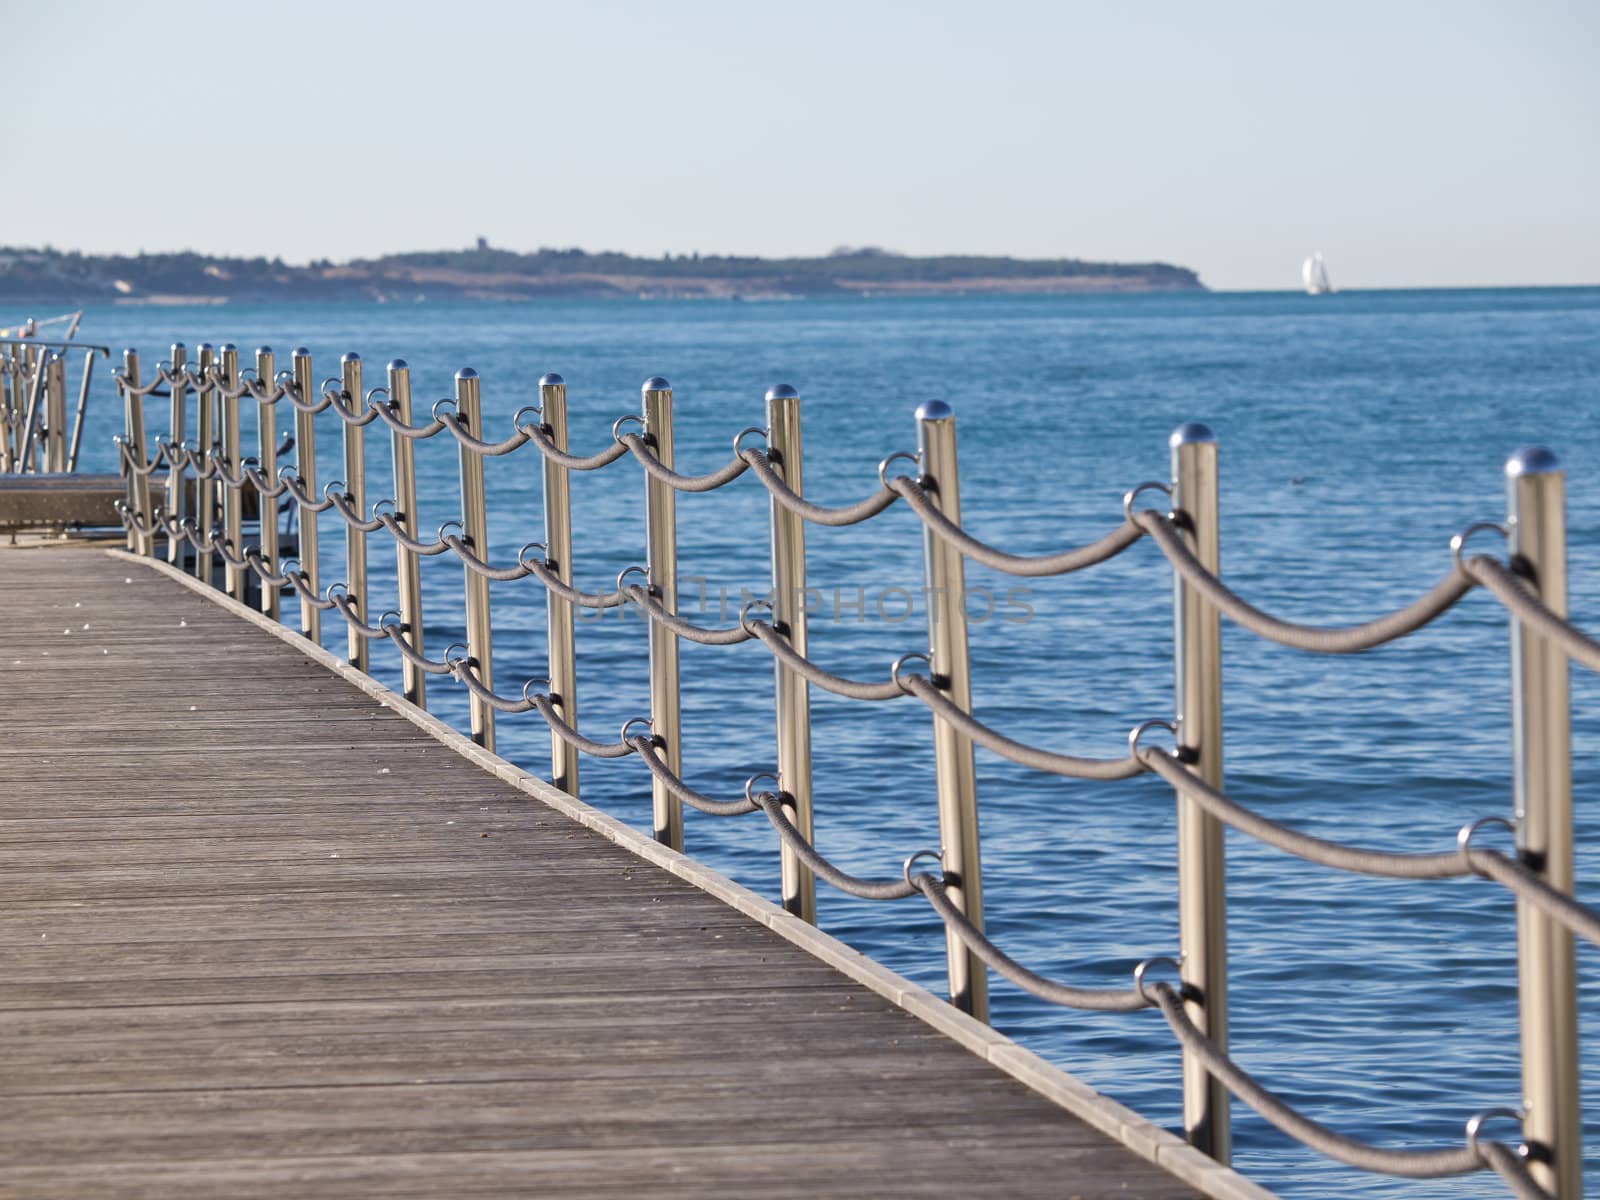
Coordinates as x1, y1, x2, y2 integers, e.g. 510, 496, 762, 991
0, 548, 1203, 1199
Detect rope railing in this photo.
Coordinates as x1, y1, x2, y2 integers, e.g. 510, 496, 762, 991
111, 349, 1596, 1199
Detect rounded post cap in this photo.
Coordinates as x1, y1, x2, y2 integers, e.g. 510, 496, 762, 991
292, 346, 310, 358
456, 366, 479, 381
340, 351, 361, 365
766, 383, 800, 402
642, 375, 671, 393
1169, 421, 1216, 447
387, 358, 408, 372
170, 341, 186, 352
1506, 446, 1560, 478
539, 372, 565, 388
196, 342, 214, 352
915, 399, 954, 422
219, 343, 237, 354
120, 346, 138, 358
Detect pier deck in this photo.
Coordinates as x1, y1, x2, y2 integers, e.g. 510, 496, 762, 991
0, 548, 1212, 1199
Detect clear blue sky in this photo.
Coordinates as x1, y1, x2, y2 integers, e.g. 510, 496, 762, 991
14, 0, 1598, 290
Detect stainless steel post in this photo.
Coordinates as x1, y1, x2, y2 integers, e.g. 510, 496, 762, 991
389, 359, 426, 707
1170, 422, 1230, 1162
916, 400, 987, 1020
255, 347, 279, 618
66, 347, 96, 473
2, 346, 17, 472
18, 349, 45, 473
219, 345, 245, 599
121, 349, 152, 556
540, 372, 578, 796
642, 377, 682, 849
766, 383, 816, 922
1506, 447, 1581, 1199
165, 343, 187, 564
194, 344, 215, 581
457, 367, 494, 750
292, 348, 320, 640
340, 352, 368, 670
43, 352, 65, 472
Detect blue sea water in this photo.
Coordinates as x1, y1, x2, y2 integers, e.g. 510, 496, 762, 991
73, 288, 1600, 1198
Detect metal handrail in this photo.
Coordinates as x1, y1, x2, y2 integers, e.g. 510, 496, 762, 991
112, 345, 1593, 1200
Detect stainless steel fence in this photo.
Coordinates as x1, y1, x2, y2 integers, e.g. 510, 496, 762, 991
0, 329, 108, 476
113, 346, 1600, 1200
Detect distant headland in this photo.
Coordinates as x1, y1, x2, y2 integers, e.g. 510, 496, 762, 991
0, 241, 1204, 304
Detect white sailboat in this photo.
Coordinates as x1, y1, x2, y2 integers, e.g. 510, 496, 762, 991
1302, 252, 1333, 295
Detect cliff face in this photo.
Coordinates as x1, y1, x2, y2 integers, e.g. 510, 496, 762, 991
0, 245, 1204, 303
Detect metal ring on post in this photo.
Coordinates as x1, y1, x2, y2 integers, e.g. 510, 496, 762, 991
890, 650, 932, 694
877, 449, 920, 490
442, 642, 471, 669
739, 597, 774, 637
512, 404, 543, 434
732, 425, 768, 457
437, 519, 464, 544
1465, 1108, 1527, 1160
620, 716, 655, 748
516, 542, 548, 572
1457, 814, 1517, 866
1123, 480, 1173, 523
902, 849, 944, 890
1449, 520, 1510, 576
322, 478, 347, 503
744, 772, 780, 807
370, 497, 398, 522
1128, 718, 1180, 759
430, 397, 458, 421
616, 564, 650, 595
611, 413, 645, 444
324, 580, 350, 604
1133, 956, 1184, 1005
521, 677, 550, 705
378, 610, 405, 632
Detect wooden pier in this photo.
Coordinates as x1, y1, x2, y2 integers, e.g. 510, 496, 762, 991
0, 546, 1250, 1199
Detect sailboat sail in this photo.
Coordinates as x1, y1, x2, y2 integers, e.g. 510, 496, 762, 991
1302, 252, 1332, 295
